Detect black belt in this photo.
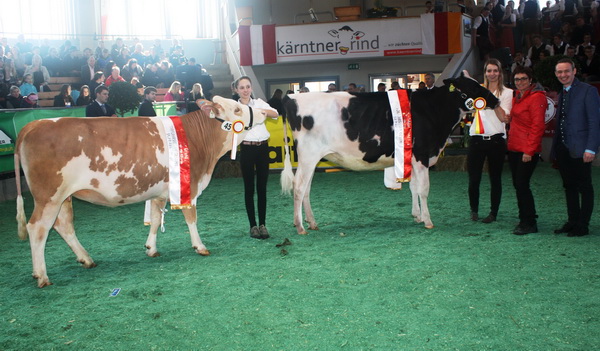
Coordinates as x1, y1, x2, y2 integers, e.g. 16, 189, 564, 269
471, 133, 504, 140
242, 140, 268, 146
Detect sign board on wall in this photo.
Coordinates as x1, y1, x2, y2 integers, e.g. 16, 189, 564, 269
275, 17, 424, 63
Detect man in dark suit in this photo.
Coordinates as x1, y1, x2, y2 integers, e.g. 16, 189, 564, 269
81, 55, 97, 86
86, 85, 116, 117
551, 58, 600, 237
138, 86, 157, 117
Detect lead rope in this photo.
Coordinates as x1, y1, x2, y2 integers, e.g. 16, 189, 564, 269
160, 207, 168, 233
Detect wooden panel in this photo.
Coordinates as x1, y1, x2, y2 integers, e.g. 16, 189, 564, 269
48, 77, 81, 84
37, 100, 55, 107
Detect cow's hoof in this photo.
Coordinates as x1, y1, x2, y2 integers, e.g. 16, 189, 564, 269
195, 248, 210, 256
37, 277, 52, 288
424, 224, 434, 229
298, 230, 308, 235
308, 225, 319, 230
82, 261, 97, 269
147, 251, 160, 257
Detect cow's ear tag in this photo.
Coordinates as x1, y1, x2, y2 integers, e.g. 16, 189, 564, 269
221, 121, 233, 131
449, 84, 456, 92
210, 111, 216, 118
465, 98, 474, 110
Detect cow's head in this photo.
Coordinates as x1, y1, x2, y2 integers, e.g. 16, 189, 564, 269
443, 72, 499, 112
203, 96, 268, 133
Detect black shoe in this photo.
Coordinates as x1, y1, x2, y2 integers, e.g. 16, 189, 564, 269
567, 226, 589, 237
250, 226, 262, 239
481, 214, 496, 224
513, 223, 538, 235
471, 212, 479, 221
258, 225, 270, 239
554, 222, 575, 234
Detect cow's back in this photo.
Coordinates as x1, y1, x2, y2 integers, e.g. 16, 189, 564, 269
18, 117, 169, 206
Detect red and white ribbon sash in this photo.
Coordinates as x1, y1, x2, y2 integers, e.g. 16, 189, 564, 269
387, 90, 413, 182
159, 116, 193, 209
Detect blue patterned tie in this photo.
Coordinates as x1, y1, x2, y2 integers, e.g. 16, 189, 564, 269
560, 89, 568, 144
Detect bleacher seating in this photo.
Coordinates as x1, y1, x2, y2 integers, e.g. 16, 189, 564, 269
47, 76, 81, 91
155, 88, 169, 102
36, 91, 57, 107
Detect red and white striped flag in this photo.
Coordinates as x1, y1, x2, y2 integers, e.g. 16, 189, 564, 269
421, 13, 462, 55
239, 24, 277, 66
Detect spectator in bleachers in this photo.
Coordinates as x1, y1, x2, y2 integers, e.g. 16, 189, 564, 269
571, 16, 593, 45
81, 55, 97, 86
44, 48, 62, 77
579, 45, 600, 81
472, 6, 495, 60
152, 39, 164, 60
1, 37, 10, 56
86, 85, 116, 117
522, 0, 542, 49
53, 84, 75, 107
102, 60, 116, 79
197, 63, 214, 99
390, 81, 400, 90
377, 82, 387, 92
169, 39, 184, 56
6, 85, 23, 109
20, 93, 38, 108
157, 60, 175, 89
3, 59, 18, 87
550, 33, 570, 55
82, 47, 94, 62
527, 34, 551, 65
129, 37, 140, 52
24, 54, 51, 92
96, 49, 112, 74
15, 34, 33, 56
424, 1, 435, 13
164, 80, 184, 102
62, 48, 83, 77
576, 33, 595, 58
147, 46, 161, 65
121, 58, 143, 83
169, 45, 185, 69
9, 46, 26, 78
562, 0, 579, 22
23, 46, 40, 66
131, 43, 147, 67
58, 40, 77, 59
105, 66, 125, 87
184, 58, 202, 89
94, 40, 106, 59
114, 46, 131, 70
186, 83, 204, 112
76, 85, 91, 106
511, 51, 532, 73
141, 63, 162, 88
499, 1, 517, 54
19, 74, 37, 96
88, 71, 105, 100
565, 45, 577, 58
111, 38, 125, 60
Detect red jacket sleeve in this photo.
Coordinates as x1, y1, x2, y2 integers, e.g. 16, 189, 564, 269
524, 92, 547, 156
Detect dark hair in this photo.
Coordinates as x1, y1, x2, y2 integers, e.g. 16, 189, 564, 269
556, 57, 576, 70
95, 85, 109, 95
144, 86, 157, 95
512, 66, 533, 80
233, 75, 252, 89
93, 71, 104, 81
60, 84, 71, 96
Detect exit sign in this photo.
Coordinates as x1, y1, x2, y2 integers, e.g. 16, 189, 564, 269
347, 63, 360, 70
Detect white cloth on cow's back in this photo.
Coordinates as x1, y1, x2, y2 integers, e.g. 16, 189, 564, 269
469, 87, 513, 138
239, 98, 278, 142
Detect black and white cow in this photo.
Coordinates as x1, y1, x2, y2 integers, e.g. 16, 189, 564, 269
281, 74, 499, 234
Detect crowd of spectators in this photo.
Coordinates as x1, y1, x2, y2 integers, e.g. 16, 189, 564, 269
474, 0, 599, 83
1, 35, 214, 109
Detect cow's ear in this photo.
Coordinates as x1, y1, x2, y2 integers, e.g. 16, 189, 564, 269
200, 102, 217, 118
462, 70, 472, 78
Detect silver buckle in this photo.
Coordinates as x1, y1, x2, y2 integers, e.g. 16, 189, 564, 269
482, 135, 491, 140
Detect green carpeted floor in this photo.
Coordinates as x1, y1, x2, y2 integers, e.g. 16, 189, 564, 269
1, 162, 598, 350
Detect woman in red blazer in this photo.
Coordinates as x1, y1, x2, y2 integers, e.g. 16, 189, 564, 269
507, 66, 548, 235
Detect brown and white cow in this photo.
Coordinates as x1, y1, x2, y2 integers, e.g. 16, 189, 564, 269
281, 74, 500, 234
15, 96, 267, 287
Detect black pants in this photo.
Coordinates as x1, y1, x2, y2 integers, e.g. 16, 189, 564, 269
240, 143, 270, 228
468, 136, 506, 217
508, 151, 539, 225
555, 142, 594, 227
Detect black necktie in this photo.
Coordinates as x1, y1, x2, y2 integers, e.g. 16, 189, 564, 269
100, 104, 107, 115
560, 89, 568, 144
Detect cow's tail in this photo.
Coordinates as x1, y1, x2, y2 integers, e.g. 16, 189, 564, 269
14, 151, 28, 240
280, 114, 294, 195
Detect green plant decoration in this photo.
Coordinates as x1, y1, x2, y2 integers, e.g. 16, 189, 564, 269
108, 81, 142, 117
533, 55, 581, 92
